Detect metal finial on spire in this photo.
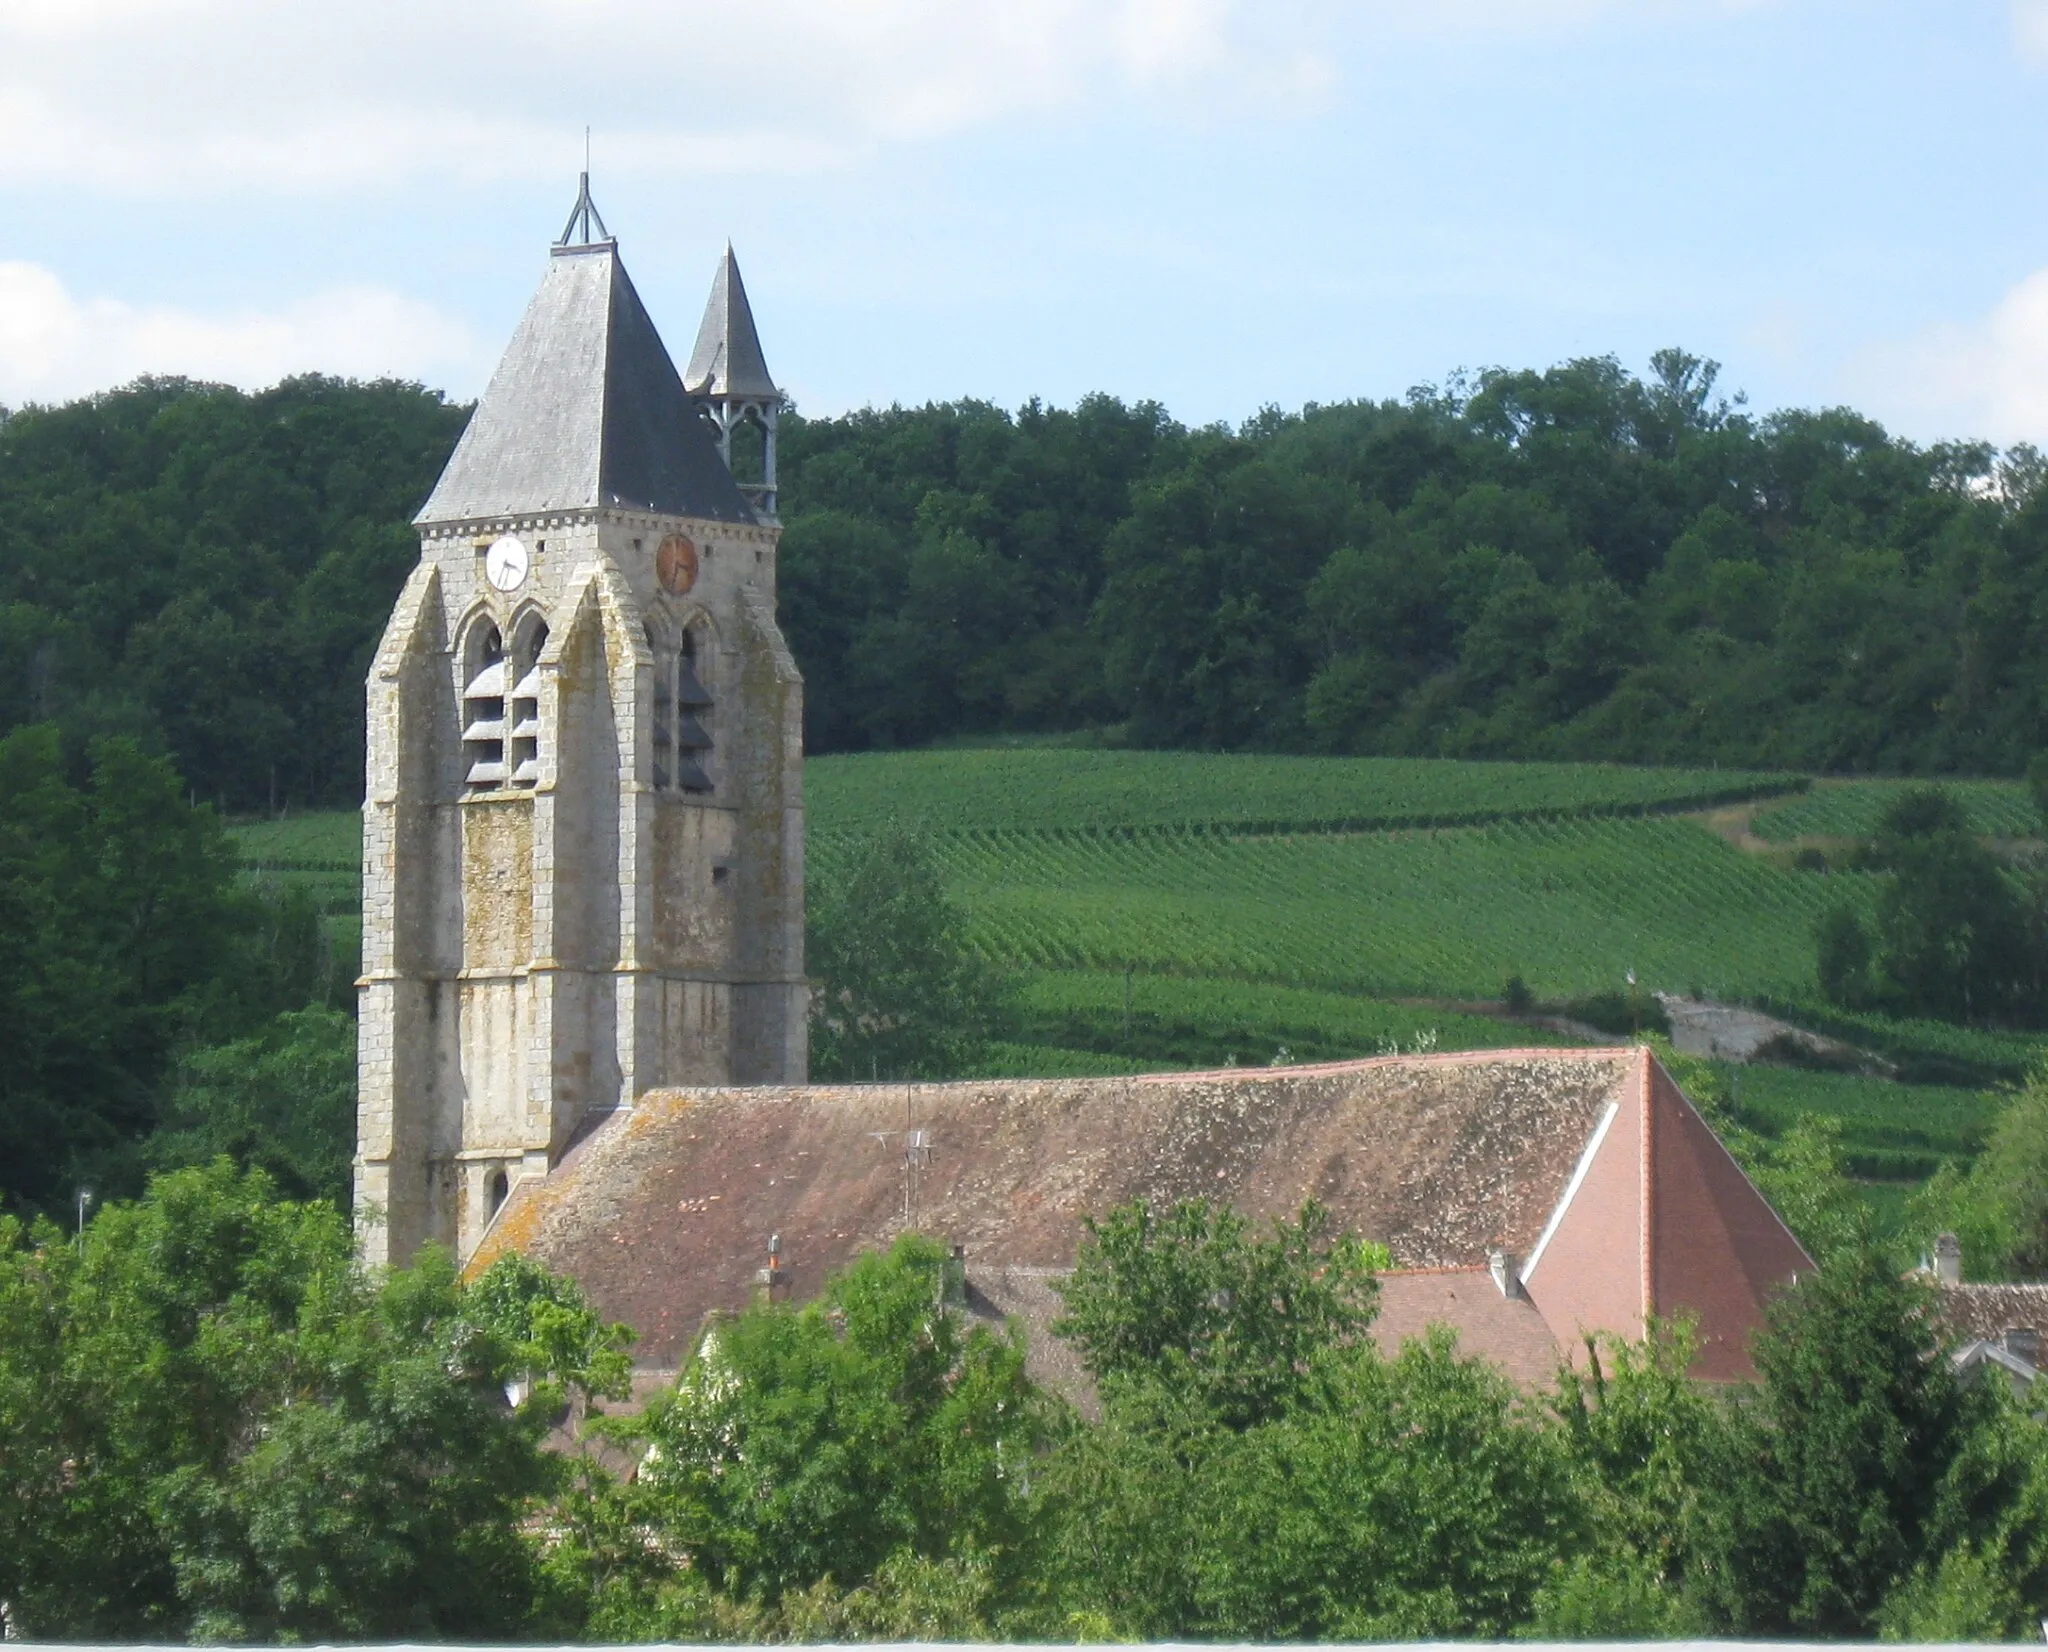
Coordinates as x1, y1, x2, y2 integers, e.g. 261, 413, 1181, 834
557, 169, 612, 249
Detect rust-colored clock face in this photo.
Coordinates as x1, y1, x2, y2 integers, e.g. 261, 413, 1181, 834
656, 533, 699, 595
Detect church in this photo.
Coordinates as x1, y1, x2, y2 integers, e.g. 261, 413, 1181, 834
356, 188, 1816, 1385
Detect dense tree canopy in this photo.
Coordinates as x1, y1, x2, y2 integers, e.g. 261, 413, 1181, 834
7, 356, 2048, 810
0, 1162, 625, 1642
9, 1174, 2048, 1642
0, 376, 465, 812
0, 727, 331, 1218
780, 354, 2048, 775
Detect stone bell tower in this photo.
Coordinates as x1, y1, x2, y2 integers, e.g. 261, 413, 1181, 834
354, 180, 807, 1269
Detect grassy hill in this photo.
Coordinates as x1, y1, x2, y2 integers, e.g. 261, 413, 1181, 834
233, 749, 2043, 1203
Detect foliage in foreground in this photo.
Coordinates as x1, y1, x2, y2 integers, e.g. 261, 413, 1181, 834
11, 1174, 2048, 1643
0, 1161, 625, 1643
547, 1192, 2048, 1644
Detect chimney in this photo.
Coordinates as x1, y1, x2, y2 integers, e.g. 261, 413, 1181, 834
2005, 1326, 2040, 1367
753, 1231, 791, 1306
1488, 1248, 1521, 1300
1934, 1232, 1962, 1287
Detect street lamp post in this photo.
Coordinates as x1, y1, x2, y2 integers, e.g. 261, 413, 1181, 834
75, 1188, 93, 1249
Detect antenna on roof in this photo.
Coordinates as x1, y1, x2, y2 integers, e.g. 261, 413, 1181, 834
556, 159, 612, 249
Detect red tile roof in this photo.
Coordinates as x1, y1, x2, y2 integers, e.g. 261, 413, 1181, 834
472, 1046, 1809, 1383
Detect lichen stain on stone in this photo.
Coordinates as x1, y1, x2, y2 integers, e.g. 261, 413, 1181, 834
461, 799, 534, 967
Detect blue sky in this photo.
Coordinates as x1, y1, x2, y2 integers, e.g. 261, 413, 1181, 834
4, 0, 2048, 446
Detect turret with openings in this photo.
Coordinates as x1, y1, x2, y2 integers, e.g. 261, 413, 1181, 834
685, 245, 782, 519
355, 182, 808, 1270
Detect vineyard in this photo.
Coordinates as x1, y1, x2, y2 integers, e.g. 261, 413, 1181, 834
1726, 1064, 2002, 1182
808, 815, 1873, 1003
1749, 777, 2038, 841
997, 968, 1579, 1071
807, 748, 1799, 835
229, 748, 2048, 1201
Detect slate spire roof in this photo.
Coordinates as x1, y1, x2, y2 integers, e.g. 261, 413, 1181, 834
684, 243, 779, 400
416, 189, 755, 527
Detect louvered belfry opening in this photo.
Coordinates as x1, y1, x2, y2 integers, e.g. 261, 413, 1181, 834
675, 631, 714, 792
508, 617, 548, 787
461, 618, 546, 791
649, 622, 675, 791
462, 624, 509, 789
649, 623, 715, 794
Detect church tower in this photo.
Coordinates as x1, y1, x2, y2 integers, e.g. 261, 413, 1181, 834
354, 182, 807, 1269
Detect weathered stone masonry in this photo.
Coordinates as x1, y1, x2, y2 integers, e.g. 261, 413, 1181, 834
356, 188, 806, 1269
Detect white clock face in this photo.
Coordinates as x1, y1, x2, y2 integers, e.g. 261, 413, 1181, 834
484, 534, 529, 592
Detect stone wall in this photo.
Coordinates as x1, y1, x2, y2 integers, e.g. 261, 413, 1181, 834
356, 507, 807, 1268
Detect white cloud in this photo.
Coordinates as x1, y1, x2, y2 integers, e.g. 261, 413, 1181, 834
2017, 0, 2048, 57
0, 0, 1330, 196
1843, 266, 2048, 447
0, 0, 1777, 198
0, 262, 486, 406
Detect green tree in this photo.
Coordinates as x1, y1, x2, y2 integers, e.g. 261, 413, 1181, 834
807, 824, 1011, 1079
1815, 903, 1874, 1007
147, 1006, 358, 1206
0, 1161, 616, 1641
1851, 787, 2038, 1024
1179, 1332, 1576, 1639
1053, 1197, 1386, 1430
0, 727, 315, 1218
602, 1235, 1039, 1610
1548, 1326, 1728, 1621
1904, 1061, 2048, 1278
1700, 1245, 1998, 1636
0, 376, 465, 811
1543, 1321, 1725, 1632
1875, 832, 2031, 1022
1751, 1114, 1867, 1263
1037, 1206, 1562, 1641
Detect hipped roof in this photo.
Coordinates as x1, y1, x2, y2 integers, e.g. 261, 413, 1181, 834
417, 242, 754, 527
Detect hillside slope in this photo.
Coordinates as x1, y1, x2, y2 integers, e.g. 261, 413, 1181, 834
236, 749, 2040, 1195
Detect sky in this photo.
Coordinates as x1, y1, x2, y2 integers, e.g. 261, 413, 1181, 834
4, 0, 2048, 446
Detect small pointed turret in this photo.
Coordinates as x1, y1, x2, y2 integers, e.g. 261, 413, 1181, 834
685, 244, 782, 518
685, 243, 778, 399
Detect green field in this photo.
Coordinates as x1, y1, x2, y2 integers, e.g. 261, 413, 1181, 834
1003, 969, 1580, 1071
1750, 778, 2038, 841
231, 749, 2047, 1208
830, 816, 1874, 1002
1715, 1064, 2001, 1181
809, 749, 1798, 835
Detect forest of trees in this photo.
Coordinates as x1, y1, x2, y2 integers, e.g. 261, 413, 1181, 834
6, 353, 2048, 811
